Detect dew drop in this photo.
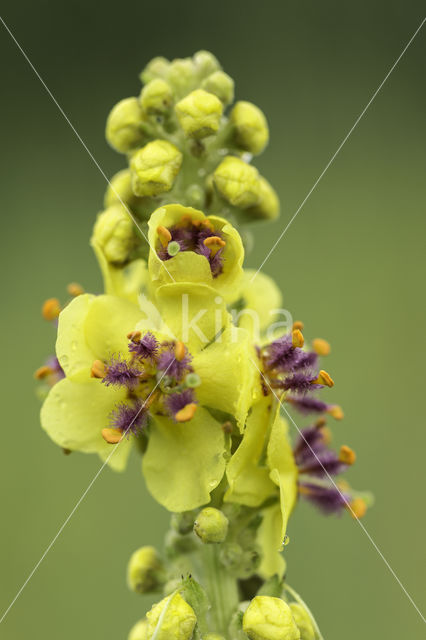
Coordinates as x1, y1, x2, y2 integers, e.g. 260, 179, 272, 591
283, 534, 290, 547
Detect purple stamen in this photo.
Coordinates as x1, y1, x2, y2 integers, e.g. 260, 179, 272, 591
157, 347, 192, 381
299, 482, 350, 515
287, 395, 329, 415
128, 331, 159, 361
264, 334, 302, 372
109, 400, 148, 436
293, 426, 329, 461
157, 221, 225, 278
102, 355, 142, 389
298, 449, 346, 478
278, 372, 322, 394
165, 389, 196, 420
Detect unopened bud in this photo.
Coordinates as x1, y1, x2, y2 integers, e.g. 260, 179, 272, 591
202, 71, 234, 105
193, 507, 228, 544
213, 156, 260, 208
146, 592, 197, 640
289, 603, 315, 640
230, 101, 269, 155
92, 205, 134, 263
248, 176, 280, 220
140, 56, 170, 84
128, 618, 148, 640
104, 169, 135, 208
193, 50, 221, 78
175, 89, 223, 139
130, 140, 182, 197
167, 58, 196, 96
243, 596, 300, 640
127, 546, 165, 594
140, 79, 173, 114
171, 511, 196, 535
106, 97, 146, 153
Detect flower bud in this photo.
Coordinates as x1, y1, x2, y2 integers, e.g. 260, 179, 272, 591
193, 50, 221, 78
146, 592, 197, 640
140, 79, 173, 114
289, 604, 315, 640
106, 97, 146, 153
193, 507, 229, 543
167, 58, 196, 97
127, 546, 165, 594
204, 635, 226, 640
213, 156, 260, 208
130, 140, 182, 197
165, 530, 198, 557
92, 205, 134, 263
243, 596, 301, 640
128, 618, 148, 640
140, 56, 170, 84
175, 89, 223, 139
171, 511, 196, 535
247, 176, 280, 220
202, 71, 234, 105
104, 169, 135, 208
230, 101, 269, 155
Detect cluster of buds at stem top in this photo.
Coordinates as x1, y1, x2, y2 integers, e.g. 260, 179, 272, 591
101, 49, 279, 246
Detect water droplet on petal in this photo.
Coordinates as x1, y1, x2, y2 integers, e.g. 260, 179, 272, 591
283, 534, 290, 547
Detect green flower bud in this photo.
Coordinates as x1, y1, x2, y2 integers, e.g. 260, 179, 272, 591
193, 507, 229, 543
175, 89, 223, 139
220, 542, 260, 578
140, 56, 170, 84
106, 97, 146, 153
170, 510, 196, 535
130, 140, 182, 197
193, 50, 221, 78
202, 71, 235, 105
230, 101, 269, 155
128, 618, 148, 640
167, 58, 196, 97
289, 604, 315, 640
204, 635, 226, 640
127, 546, 165, 594
247, 176, 280, 220
165, 530, 198, 557
213, 156, 260, 208
146, 592, 197, 640
140, 79, 173, 114
92, 205, 134, 263
243, 597, 301, 640
104, 169, 134, 208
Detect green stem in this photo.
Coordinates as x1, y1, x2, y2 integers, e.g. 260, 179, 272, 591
202, 544, 239, 638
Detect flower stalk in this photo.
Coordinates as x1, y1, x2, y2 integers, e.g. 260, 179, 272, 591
36, 50, 372, 639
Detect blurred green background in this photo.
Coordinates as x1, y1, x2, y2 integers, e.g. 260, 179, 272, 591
0, 1, 425, 638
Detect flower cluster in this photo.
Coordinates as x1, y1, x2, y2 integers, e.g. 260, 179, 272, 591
36, 51, 371, 640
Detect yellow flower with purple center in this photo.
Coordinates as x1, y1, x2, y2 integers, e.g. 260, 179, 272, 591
40, 286, 258, 512
147, 204, 244, 300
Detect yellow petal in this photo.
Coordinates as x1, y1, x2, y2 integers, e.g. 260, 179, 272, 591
155, 282, 230, 353
225, 397, 276, 506
257, 504, 287, 579
84, 294, 143, 362
40, 377, 131, 471
56, 294, 96, 380
193, 326, 260, 430
142, 408, 226, 512
267, 408, 298, 544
